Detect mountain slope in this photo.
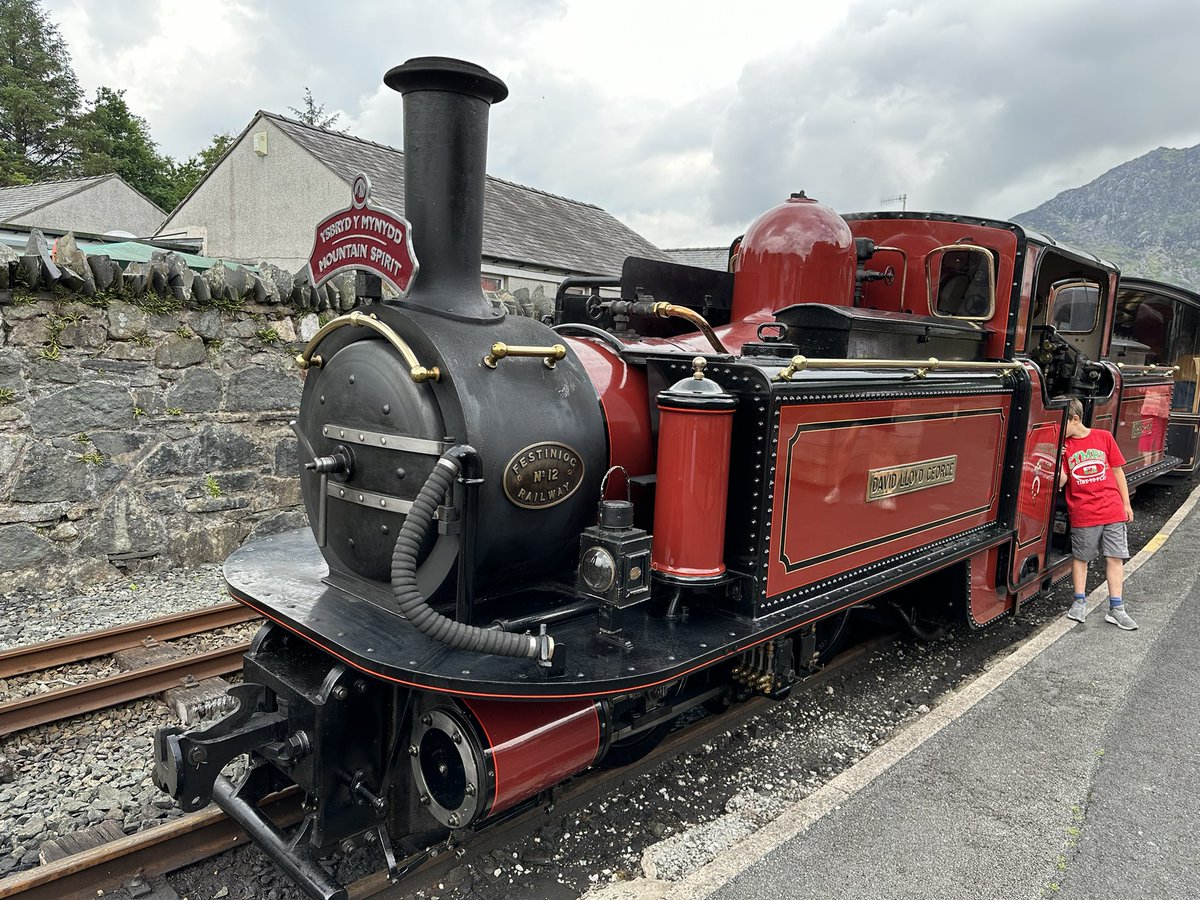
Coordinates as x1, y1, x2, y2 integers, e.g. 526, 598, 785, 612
1012, 144, 1200, 289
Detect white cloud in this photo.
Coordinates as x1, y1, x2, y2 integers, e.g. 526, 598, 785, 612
41, 0, 1200, 248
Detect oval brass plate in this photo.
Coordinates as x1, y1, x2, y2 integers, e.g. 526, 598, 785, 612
503, 441, 585, 509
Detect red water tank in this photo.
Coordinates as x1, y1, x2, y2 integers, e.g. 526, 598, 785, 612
730, 191, 856, 322
651, 359, 737, 581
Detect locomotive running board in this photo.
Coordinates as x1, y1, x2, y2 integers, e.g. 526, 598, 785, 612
756, 522, 1012, 622
223, 525, 1013, 702
1125, 455, 1181, 489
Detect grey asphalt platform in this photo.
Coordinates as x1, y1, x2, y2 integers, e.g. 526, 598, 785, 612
594, 483, 1200, 900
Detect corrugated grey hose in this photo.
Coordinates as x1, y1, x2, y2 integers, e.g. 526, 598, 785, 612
390, 451, 553, 660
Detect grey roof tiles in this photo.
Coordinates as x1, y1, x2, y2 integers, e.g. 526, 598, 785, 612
0, 175, 114, 222
262, 111, 669, 276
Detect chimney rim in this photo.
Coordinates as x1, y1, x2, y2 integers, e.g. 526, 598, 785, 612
383, 56, 509, 105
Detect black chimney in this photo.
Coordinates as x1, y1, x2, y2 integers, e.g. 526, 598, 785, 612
383, 57, 508, 318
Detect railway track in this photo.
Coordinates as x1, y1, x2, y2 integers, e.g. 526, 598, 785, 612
0, 603, 260, 737
0, 633, 891, 900
0, 791, 303, 900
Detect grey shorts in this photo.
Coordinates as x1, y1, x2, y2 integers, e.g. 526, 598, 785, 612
1071, 522, 1129, 561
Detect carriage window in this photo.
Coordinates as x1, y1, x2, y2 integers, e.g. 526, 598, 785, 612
1049, 281, 1100, 333
928, 246, 995, 319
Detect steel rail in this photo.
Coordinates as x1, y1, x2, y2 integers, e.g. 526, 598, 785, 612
0, 642, 251, 737
0, 603, 260, 679
0, 790, 303, 900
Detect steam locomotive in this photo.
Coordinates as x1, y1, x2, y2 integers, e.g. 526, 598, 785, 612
152, 57, 1180, 900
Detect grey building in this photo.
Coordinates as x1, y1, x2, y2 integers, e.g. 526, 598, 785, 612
159, 111, 670, 297
0, 174, 165, 237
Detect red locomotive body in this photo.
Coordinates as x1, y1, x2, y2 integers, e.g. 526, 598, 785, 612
152, 57, 1182, 900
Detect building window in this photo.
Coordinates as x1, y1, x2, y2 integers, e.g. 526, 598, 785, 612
481, 274, 505, 292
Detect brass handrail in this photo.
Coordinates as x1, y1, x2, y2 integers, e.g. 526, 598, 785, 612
776, 355, 1019, 381
294, 311, 439, 383
1115, 363, 1180, 376
483, 342, 568, 369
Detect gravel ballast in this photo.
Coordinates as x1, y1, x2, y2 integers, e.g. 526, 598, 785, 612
0, 564, 250, 878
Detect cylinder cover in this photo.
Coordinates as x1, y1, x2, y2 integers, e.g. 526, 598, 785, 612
410, 698, 602, 827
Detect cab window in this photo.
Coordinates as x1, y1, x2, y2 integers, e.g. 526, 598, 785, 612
1050, 281, 1100, 333
928, 246, 995, 319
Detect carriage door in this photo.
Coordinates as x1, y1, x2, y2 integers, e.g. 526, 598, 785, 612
1011, 364, 1062, 585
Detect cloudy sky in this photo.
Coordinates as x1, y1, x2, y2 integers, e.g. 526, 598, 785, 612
44, 0, 1200, 248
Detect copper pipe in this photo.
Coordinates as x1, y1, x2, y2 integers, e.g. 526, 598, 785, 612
650, 302, 729, 354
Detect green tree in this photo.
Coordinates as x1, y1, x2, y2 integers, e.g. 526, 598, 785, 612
0, 0, 82, 184
163, 131, 234, 209
75, 87, 175, 209
289, 87, 341, 129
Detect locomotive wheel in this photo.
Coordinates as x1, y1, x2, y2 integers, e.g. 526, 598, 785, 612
813, 610, 853, 664
599, 720, 676, 767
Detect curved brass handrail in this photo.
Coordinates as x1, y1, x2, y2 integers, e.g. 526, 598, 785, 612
295, 311, 439, 383
776, 355, 1018, 381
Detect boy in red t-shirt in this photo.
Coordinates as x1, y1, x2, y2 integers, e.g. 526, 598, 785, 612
1057, 398, 1137, 629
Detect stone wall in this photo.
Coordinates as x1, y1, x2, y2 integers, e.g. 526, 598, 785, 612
0, 230, 553, 593
0, 233, 359, 593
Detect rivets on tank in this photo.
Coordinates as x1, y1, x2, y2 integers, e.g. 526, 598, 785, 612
349, 374, 356, 384
348, 537, 355, 548
396, 468, 406, 480
379, 498, 386, 507
381, 525, 389, 535
323, 427, 329, 435
382, 404, 390, 415
358, 494, 365, 502
422, 714, 433, 726
320, 395, 326, 404
339, 489, 346, 497
380, 437, 387, 446
339, 429, 345, 438
358, 433, 365, 441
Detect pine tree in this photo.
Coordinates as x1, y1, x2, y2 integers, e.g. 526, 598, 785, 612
289, 87, 341, 130
0, 0, 82, 184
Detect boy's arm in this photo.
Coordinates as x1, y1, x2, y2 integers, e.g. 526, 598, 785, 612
1058, 463, 1067, 489
1113, 465, 1133, 521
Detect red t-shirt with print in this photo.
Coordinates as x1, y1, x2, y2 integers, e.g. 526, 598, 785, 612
1063, 428, 1127, 527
